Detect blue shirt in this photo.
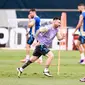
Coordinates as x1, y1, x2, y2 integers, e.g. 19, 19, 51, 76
29, 16, 40, 35
82, 12, 85, 31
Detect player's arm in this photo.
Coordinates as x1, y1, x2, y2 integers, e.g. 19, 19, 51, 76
36, 27, 49, 37
28, 19, 35, 28
56, 29, 65, 41
73, 15, 83, 34
28, 14, 35, 28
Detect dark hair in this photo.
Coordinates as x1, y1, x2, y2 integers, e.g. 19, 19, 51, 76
53, 17, 60, 20
29, 8, 36, 12
78, 3, 85, 6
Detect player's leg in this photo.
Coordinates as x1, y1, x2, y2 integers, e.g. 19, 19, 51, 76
17, 56, 38, 78
75, 39, 85, 63
26, 44, 30, 60
79, 36, 85, 63
25, 34, 31, 60
76, 36, 85, 63
21, 56, 38, 69
79, 45, 85, 63
39, 45, 54, 77
36, 55, 43, 64
45, 51, 54, 68
79, 37, 85, 81
32, 39, 43, 64
81, 43, 85, 64
17, 45, 41, 77
20, 35, 34, 63
43, 51, 54, 77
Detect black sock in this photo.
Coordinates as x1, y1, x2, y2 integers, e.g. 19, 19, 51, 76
22, 60, 32, 69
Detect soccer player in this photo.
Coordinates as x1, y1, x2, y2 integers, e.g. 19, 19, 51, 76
73, 4, 85, 63
73, 3, 85, 82
17, 17, 64, 77
21, 9, 42, 63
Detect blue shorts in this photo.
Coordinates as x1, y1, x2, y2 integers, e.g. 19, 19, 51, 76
27, 35, 34, 45
78, 36, 85, 44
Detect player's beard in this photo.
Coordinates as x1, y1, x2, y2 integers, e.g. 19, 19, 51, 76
79, 11, 82, 14
54, 25, 58, 28
31, 16, 34, 18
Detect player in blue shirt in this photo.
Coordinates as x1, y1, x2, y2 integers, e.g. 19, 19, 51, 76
21, 9, 42, 63
73, 3, 85, 82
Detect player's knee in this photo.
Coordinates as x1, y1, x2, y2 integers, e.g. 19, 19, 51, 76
46, 51, 54, 59
75, 41, 80, 49
26, 44, 30, 48
30, 56, 38, 63
30, 58, 35, 63
74, 40, 79, 46
50, 53, 54, 59
48, 52, 54, 59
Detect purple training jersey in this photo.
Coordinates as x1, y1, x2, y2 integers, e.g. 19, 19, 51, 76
36, 25, 59, 47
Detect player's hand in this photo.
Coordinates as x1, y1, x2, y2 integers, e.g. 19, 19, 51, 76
26, 32, 28, 36
58, 33, 66, 41
28, 14, 31, 19
63, 33, 66, 38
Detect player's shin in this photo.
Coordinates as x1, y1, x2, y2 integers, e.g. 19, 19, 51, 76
22, 60, 32, 69
43, 51, 54, 77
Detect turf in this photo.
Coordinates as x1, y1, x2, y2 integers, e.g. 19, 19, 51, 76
0, 49, 85, 85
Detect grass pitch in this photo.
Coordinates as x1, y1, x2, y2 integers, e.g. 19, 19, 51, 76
0, 49, 85, 85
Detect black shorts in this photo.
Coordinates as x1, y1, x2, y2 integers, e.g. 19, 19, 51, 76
33, 44, 50, 58
78, 36, 85, 44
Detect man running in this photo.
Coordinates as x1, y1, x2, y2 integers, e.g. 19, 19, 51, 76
17, 17, 64, 77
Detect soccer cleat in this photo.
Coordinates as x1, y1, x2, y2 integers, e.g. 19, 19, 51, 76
17, 68, 22, 78
80, 59, 85, 64
43, 71, 52, 77
80, 59, 84, 63
81, 62, 85, 64
80, 77, 85, 82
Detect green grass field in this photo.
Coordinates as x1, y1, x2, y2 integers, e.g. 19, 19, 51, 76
0, 49, 85, 85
